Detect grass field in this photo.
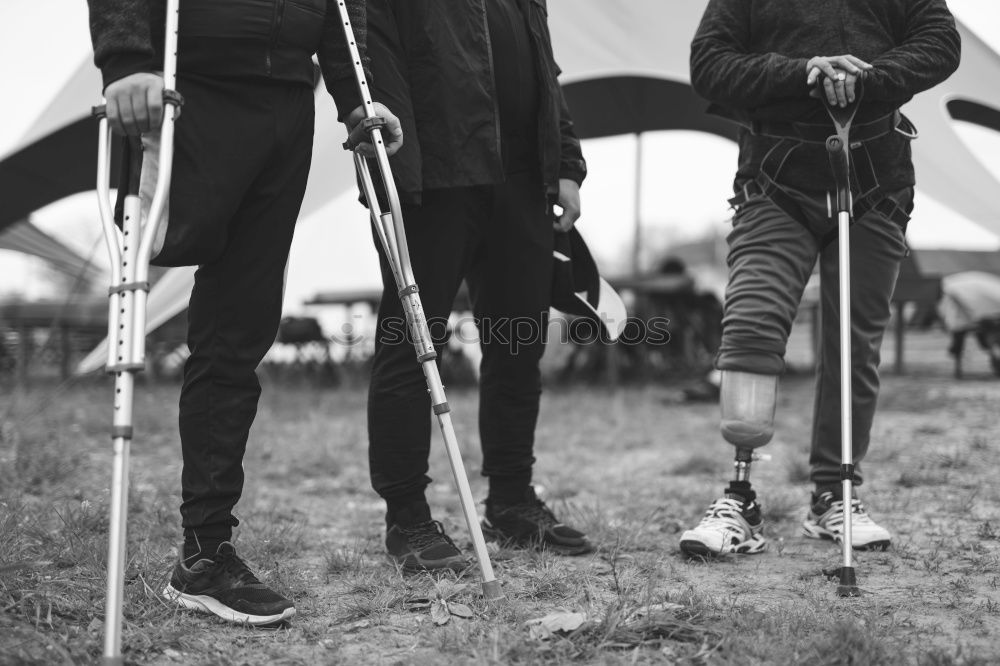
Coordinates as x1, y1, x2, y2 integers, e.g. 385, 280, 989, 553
2, 329, 999, 665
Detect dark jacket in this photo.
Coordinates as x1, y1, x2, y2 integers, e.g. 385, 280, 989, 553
690, 0, 961, 193
366, 0, 587, 198
87, 0, 368, 118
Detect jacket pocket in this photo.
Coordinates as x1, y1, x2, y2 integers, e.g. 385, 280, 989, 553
278, 0, 325, 51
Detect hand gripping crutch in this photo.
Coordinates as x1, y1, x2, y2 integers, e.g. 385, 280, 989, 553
819, 81, 863, 598
333, 2, 504, 602
93, 1, 183, 662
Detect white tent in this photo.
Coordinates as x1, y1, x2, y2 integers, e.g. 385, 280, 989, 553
0, 2, 997, 373
0, 217, 101, 284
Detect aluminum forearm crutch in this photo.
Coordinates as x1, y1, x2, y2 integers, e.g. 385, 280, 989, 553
334, 1, 504, 602
93, 0, 183, 661
820, 82, 862, 598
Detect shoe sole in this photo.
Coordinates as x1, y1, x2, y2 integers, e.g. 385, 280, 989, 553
386, 554, 471, 575
801, 523, 891, 551
481, 524, 594, 556
679, 537, 767, 558
163, 584, 296, 626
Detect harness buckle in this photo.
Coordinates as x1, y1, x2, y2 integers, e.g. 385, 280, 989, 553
894, 111, 919, 140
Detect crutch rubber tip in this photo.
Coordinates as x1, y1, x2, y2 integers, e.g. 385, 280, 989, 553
102, 656, 125, 666
837, 584, 862, 598
835, 567, 862, 598
481, 580, 506, 602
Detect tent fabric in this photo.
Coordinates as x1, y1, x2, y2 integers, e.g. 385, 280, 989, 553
0, 218, 102, 283
561, 77, 737, 141
0, 116, 113, 232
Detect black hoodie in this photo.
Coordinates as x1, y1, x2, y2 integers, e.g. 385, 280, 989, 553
87, 0, 368, 118
690, 0, 961, 193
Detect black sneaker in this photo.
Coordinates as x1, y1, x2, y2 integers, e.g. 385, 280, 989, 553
385, 520, 468, 573
162, 542, 295, 626
482, 488, 593, 555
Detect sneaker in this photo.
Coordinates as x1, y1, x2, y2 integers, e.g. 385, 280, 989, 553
385, 520, 468, 573
162, 542, 295, 626
482, 488, 593, 555
679, 496, 766, 557
802, 491, 891, 550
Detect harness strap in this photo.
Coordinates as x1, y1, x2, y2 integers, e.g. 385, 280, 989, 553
728, 176, 910, 250
749, 110, 912, 146
728, 174, 808, 229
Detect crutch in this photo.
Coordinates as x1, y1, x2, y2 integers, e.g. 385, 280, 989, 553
818, 79, 862, 598
333, 1, 504, 602
93, 0, 183, 661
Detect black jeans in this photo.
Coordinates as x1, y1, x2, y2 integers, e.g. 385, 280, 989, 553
165, 74, 315, 537
367, 170, 552, 507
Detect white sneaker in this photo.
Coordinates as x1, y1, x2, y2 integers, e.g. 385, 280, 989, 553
679, 496, 767, 557
802, 492, 891, 550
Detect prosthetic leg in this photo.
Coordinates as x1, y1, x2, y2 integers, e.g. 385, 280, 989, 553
93, 1, 182, 662
819, 86, 864, 598
334, 1, 503, 602
720, 370, 779, 492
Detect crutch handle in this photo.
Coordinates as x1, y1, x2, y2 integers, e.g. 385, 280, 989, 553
343, 116, 388, 151
817, 75, 864, 134
825, 136, 851, 213
817, 76, 863, 215
92, 89, 185, 123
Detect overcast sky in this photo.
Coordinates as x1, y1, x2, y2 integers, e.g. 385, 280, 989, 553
1, 0, 999, 302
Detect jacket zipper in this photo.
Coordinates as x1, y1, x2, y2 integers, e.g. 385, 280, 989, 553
266, 0, 286, 76
480, 0, 505, 174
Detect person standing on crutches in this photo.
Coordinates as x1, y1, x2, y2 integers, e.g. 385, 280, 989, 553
679, 0, 960, 567
85, 0, 403, 634
361, 0, 593, 572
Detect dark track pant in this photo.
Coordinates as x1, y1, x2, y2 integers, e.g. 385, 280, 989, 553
367, 171, 552, 510
716, 185, 911, 487
160, 75, 315, 538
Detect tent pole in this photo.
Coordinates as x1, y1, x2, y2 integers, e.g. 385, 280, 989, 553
633, 132, 643, 277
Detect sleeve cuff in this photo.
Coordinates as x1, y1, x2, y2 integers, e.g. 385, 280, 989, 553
326, 76, 365, 122
780, 57, 811, 97
559, 162, 587, 186
101, 53, 159, 90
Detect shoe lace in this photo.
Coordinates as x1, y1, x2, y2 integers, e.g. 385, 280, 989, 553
824, 499, 875, 528
400, 520, 458, 552
212, 548, 262, 586
697, 497, 750, 531
505, 499, 559, 528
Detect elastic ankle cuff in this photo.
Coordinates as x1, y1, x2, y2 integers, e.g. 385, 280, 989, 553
487, 473, 533, 506
387, 498, 431, 528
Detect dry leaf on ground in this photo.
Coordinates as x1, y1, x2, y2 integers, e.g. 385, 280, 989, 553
525, 610, 587, 640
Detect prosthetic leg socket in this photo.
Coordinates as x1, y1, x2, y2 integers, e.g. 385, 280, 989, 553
720, 370, 778, 449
